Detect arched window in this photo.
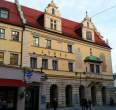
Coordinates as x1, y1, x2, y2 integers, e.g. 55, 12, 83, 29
0, 8, 9, 19
65, 85, 72, 107
86, 31, 92, 41
52, 8, 55, 15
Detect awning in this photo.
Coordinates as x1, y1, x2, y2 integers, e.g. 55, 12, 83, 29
0, 79, 25, 87
84, 55, 103, 63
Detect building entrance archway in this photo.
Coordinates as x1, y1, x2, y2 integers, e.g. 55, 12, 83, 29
102, 86, 106, 105
50, 84, 58, 107
79, 85, 85, 105
65, 85, 72, 107
91, 86, 96, 106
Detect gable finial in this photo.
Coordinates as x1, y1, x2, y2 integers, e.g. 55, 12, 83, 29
86, 10, 88, 17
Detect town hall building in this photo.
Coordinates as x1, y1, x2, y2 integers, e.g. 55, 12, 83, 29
0, 0, 115, 110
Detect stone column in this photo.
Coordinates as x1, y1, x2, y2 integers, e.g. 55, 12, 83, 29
58, 79, 65, 107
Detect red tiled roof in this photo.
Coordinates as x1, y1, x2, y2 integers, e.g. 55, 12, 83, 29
0, 0, 110, 48
0, 0, 22, 26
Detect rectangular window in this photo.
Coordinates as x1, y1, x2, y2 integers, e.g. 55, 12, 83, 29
0, 9, 8, 19
10, 53, 18, 65
50, 19, 57, 30
42, 59, 48, 69
90, 64, 94, 73
50, 19, 53, 29
96, 65, 100, 74
11, 31, 19, 41
68, 62, 73, 72
0, 28, 5, 39
54, 20, 57, 30
30, 57, 37, 68
52, 60, 58, 70
68, 44, 72, 53
46, 40, 51, 49
0, 52, 4, 64
86, 31, 92, 41
33, 36, 39, 47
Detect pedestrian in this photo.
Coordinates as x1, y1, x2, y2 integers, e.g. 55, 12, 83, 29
88, 100, 92, 110
0, 99, 2, 110
85, 99, 88, 110
2, 99, 7, 110
53, 98, 58, 110
81, 98, 86, 110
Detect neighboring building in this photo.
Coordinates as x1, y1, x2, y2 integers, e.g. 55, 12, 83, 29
113, 74, 116, 91
0, 0, 115, 110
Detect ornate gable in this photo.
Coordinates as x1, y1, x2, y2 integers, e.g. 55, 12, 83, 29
44, 0, 62, 33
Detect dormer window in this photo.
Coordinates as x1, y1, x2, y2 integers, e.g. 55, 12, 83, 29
50, 19, 57, 30
52, 8, 55, 15
0, 9, 9, 19
86, 31, 92, 41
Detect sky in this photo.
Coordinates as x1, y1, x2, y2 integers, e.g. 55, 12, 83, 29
7, 0, 116, 73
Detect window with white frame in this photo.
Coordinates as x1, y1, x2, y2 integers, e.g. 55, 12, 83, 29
86, 31, 92, 41
46, 39, 51, 49
90, 63, 100, 74
96, 65, 100, 74
11, 31, 19, 41
0, 52, 4, 64
50, 19, 57, 30
30, 57, 37, 68
67, 44, 72, 53
42, 59, 48, 69
33, 35, 39, 47
52, 60, 58, 70
90, 64, 94, 73
10, 53, 18, 65
52, 8, 55, 15
0, 28, 5, 39
68, 62, 73, 72
0, 9, 9, 19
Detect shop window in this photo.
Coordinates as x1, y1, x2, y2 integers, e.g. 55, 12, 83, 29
0, 28, 5, 39
10, 53, 18, 65
0, 9, 9, 19
11, 31, 19, 41
30, 57, 37, 68
0, 52, 4, 64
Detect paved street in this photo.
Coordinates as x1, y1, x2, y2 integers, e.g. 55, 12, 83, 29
47, 106, 116, 110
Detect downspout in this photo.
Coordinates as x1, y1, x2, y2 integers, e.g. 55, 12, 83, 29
15, 0, 26, 68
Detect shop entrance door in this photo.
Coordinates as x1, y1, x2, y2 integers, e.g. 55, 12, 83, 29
0, 87, 17, 110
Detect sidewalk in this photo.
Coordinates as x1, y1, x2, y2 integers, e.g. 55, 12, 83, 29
47, 106, 116, 110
